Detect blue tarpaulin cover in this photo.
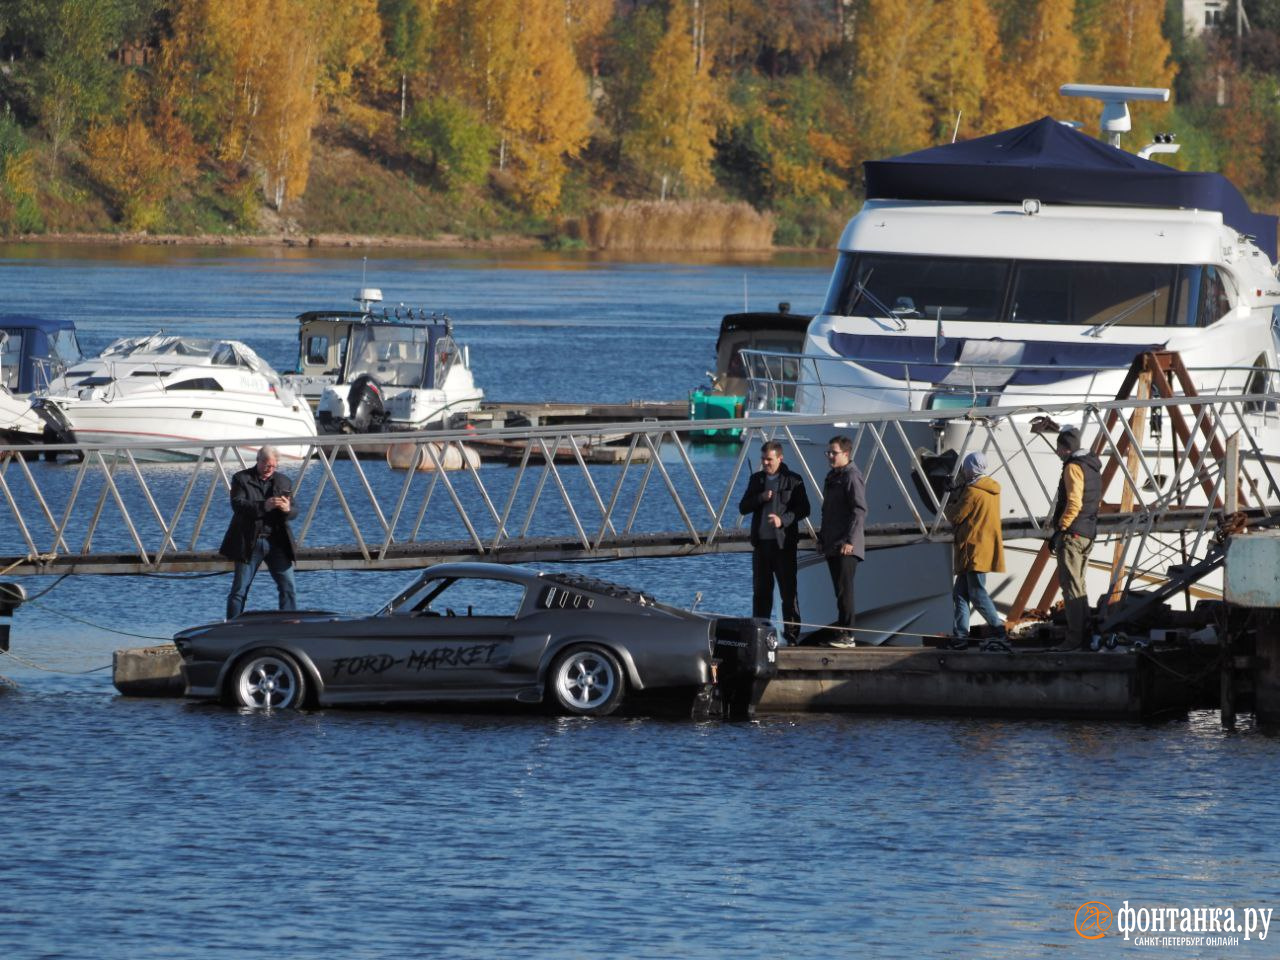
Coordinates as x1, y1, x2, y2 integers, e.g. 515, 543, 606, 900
863, 117, 1278, 262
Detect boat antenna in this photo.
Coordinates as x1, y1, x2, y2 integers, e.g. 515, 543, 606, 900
951, 111, 962, 143
743, 274, 748, 312
1059, 83, 1170, 148
361, 256, 367, 285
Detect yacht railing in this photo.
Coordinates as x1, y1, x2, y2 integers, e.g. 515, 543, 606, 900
741, 349, 1280, 418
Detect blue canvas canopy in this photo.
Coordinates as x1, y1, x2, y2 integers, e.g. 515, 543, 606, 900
863, 117, 1278, 262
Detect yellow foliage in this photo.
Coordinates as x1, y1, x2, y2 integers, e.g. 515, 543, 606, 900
985, 0, 1081, 132
83, 117, 181, 230
1081, 0, 1174, 127
852, 0, 932, 160
925, 0, 999, 138
624, 1, 718, 200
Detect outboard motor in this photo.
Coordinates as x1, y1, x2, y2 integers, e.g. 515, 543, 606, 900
911, 447, 959, 513
344, 374, 387, 433
712, 617, 777, 720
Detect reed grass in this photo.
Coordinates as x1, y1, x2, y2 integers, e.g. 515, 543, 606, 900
581, 200, 774, 251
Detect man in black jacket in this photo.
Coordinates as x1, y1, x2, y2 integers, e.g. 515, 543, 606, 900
220, 446, 298, 619
738, 441, 810, 645
818, 435, 867, 647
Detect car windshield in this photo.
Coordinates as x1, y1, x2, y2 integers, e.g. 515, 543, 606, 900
386, 575, 527, 617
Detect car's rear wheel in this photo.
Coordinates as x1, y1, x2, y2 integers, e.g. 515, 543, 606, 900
229, 648, 307, 709
548, 644, 625, 717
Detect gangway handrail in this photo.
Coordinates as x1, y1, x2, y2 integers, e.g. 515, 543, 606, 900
0, 386, 1275, 579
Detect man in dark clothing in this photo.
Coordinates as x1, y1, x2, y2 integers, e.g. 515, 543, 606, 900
1049, 425, 1102, 650
818, 435, 867, 647
738, 440, 810, 645
220, 445, 298, 619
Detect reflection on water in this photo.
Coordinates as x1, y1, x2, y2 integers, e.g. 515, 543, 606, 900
0, 248, 1277, 959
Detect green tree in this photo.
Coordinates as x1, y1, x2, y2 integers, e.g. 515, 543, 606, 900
0, 105, 42, 233
401, 93, 496, 188
380, 0, 438, 121
17, 0, 131, 159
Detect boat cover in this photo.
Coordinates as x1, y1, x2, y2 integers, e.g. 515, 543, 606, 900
863, 117, 1278, 262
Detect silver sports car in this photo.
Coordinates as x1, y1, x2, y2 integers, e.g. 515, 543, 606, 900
174, 562, 776, 718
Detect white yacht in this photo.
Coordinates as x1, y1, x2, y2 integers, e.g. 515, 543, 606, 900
770, 85, 1280, 643
33, 334, 317, 460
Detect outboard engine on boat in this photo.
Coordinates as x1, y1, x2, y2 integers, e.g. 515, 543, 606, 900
318, 374, 388, 433
711, 617, 778, 720
911, 447, 960, 513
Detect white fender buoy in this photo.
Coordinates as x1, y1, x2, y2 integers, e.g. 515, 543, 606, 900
386, 441, 479, 472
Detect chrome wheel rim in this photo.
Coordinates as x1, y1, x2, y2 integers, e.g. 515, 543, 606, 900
237, 655, 298, 709
555, 650, 615, 711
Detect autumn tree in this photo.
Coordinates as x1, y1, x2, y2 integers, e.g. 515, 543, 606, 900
851, 0, 932, 160
924, 0, 999, 139
162, 0, 380, 211
434, 0, 590, 212
564, 0, 614, 80
623, 1, 718, 200
984, 0, 1081, 132
1082, 0, 1174, 94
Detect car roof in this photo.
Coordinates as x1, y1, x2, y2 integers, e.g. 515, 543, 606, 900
421, 561, 543, 583
414, 562, 659, 605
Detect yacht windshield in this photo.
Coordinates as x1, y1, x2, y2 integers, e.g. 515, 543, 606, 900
824, 253, 1218, 328
349, 326, 432, 388
827, 254, 1009, 323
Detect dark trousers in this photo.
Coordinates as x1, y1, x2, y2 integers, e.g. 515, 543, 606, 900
227, 536, 297, 620
826, 554, 859, 634
751, 541, 800, 642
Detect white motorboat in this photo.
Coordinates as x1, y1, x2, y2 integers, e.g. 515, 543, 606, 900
33, 334, 317, 460
759, 84, 1280, 644
315, 307, 483, 434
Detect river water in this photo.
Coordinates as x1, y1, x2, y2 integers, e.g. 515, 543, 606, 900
0, 245, 1276, 959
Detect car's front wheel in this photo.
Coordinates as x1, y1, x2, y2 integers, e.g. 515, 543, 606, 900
548, 644, 625, 717
229, 648, 307, 709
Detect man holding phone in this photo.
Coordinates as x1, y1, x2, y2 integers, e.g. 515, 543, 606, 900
220, 445, 298, 619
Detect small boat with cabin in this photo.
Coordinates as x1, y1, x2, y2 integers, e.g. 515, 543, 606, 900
0, 315, 83, 445
689, 302, 811, 440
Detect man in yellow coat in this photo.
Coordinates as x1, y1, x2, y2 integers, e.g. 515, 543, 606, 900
944, 451, 1006, 645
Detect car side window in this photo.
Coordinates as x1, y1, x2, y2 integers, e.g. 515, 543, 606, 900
413, 578, 527, 617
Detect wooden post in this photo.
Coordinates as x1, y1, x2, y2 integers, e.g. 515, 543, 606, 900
1105, 374, 1149, 607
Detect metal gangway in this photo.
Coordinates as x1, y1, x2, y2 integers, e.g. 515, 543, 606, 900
0, 368, 1276, 599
